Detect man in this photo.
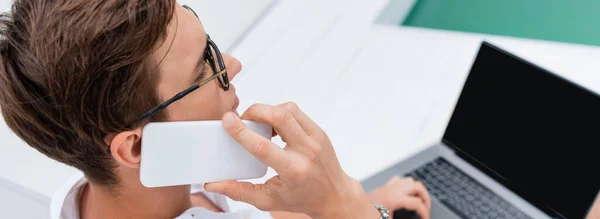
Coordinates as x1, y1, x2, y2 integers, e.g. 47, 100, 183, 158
0, 0, 431, 218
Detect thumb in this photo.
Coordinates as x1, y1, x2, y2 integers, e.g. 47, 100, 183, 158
204, 180, 275, 210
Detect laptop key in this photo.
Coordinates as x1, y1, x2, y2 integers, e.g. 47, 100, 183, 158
458, 189, 467, 197
465, 195, 475, 201
441, 199, 472, 219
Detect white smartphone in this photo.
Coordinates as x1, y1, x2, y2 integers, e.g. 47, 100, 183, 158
139, 120, 271, 188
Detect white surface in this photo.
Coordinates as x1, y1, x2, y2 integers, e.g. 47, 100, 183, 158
2, 0, 600, 216
179, 0, 278, 52
0, 187, 49, 218
0, 0, 10, 13
0, 115, 77, 199
140, 121, 270, 187
0, 178, 49, 219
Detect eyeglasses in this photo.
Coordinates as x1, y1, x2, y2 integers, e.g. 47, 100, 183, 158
130, 5, 230, 128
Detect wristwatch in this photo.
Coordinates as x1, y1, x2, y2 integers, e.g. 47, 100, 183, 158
374, 204, 390, 219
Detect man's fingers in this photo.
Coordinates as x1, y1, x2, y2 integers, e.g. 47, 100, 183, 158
241, 104, 309, 144
412, 181, 432, 210
204, 180, 275, 211
396, 196, 430, 219
395, 177, 431, 210
278, 102, 324, 138
222, 112, 289, 170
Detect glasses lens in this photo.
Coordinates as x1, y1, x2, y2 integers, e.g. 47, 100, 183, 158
206, 43, 229, 90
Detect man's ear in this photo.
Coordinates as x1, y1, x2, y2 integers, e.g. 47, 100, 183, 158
109, 128, 143, 169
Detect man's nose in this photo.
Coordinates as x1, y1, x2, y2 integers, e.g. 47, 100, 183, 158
222, 53, 241, 81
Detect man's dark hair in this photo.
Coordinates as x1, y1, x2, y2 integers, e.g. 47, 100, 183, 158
0, 0, 175, 188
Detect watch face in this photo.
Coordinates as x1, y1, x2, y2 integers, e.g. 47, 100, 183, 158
375, 204, 389, 219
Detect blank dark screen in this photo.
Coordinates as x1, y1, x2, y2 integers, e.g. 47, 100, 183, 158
443, 43, 600, 219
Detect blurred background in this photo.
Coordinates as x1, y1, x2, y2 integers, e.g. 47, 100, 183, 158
1, 0, 599, 218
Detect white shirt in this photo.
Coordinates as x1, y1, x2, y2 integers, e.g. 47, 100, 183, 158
50, 172, 272, 219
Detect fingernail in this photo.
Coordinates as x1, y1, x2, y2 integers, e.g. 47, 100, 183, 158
222, 112, 237, 125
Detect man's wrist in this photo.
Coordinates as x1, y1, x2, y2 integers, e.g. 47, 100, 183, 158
310, 177, 381, 219
313, 200, 381, 219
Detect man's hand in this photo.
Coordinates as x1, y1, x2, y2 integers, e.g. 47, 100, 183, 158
368, 176, 431, 219
205, 102, 379, 219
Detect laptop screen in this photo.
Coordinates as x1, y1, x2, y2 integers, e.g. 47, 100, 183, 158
443, 42, 600, 219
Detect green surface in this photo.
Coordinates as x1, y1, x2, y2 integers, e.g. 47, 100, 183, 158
403, 0, 600, 46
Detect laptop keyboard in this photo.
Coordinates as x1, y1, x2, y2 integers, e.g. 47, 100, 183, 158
406, 158, 532, 219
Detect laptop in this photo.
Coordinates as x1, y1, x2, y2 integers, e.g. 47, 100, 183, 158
361, 42, 600, 219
